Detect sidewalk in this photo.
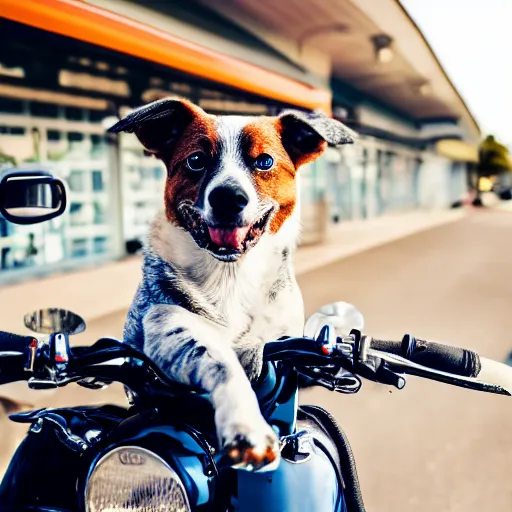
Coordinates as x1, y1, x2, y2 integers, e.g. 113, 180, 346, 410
493, 201, 512, 213
295, 208, 466, 275
0, 209, 466, 333
479, 192, 512, 212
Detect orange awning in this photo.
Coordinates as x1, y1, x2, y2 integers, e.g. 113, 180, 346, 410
1, 0, 331, 113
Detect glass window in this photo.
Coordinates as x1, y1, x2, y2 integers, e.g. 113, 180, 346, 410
30, 102, 59, 118
68, 171, 87, 192
0, 126, 24, 135
153, 166, 164, 181
91, 134, 104, 146
92, 170, 104, 191
70, 239, 88, 258
68, 132, 84, 142
93, 237, 107, 254
69, 203, 86, 226
89, 110, 109, 123
0, 126, 26, 135
65, 107, 83, 121
47, 130, 61, 141
93, 202, 106, 224
0, 98, 24, 114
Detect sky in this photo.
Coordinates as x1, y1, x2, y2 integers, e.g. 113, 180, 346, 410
400, 0, 512, 146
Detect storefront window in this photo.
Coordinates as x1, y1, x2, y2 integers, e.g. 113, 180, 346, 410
92, 170, 104, 192
121, 132, 167, 247
70, 238, 88, 258
1, 19, 308, 280
0, 103, 116, 282
30, 102, 59, 118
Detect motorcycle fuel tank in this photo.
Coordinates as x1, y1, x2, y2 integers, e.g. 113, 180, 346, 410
233, 428, 346, 512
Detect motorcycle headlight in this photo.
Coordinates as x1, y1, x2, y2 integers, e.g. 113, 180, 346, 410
85, 446, 191, 512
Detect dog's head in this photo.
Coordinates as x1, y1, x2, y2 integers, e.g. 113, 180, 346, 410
109, 98, 355, 262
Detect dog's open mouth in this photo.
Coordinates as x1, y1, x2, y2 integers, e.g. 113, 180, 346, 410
177, 203, 275, 262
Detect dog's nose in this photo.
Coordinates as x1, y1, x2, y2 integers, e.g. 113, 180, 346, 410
208, 185, 249, 222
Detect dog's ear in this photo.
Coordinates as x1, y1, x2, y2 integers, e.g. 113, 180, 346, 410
278, 109, 356, 167
108, 97, 206, 156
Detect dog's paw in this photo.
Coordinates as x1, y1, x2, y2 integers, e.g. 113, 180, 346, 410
219, 420, 280, 471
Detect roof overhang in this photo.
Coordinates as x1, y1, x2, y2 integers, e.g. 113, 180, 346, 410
0, 0, 331, 112
193, 0, 480, 141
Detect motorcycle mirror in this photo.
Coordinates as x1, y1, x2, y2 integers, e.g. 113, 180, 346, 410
0, 171, 67, 225
23, 308, 86, 336
304, 302, 365, 339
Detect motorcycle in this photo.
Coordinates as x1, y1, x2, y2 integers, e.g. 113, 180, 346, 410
0, 170, 511, 512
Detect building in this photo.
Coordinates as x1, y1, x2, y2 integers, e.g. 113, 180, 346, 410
0, 0, 479, 284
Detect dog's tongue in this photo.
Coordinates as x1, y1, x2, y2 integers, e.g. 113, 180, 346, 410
208, 226, 250, 250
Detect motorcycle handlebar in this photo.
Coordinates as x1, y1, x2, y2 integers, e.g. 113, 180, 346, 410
265, 335, 482, 379
369, 336, 481, 378
0, 330, 503, 396
0, 331, 36, 385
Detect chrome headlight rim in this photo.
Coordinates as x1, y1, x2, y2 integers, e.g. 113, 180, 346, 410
85, 445, 191, 512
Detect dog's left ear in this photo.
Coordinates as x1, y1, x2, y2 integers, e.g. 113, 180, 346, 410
278, 109, 356, 167
107, 97, 205, 157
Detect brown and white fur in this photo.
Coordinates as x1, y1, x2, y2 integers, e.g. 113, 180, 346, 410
109, 98, 354, 469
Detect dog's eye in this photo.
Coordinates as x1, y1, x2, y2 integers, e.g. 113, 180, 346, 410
253, 153, 274, 171
186, 152, 207, 172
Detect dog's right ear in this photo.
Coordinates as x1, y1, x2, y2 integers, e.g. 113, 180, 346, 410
108, 98, 206, 156
278, 109, 357, 168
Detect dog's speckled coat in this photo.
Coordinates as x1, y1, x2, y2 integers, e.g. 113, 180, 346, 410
109, 98, 354, 468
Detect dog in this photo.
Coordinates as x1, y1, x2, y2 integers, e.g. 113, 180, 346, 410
109, 98, 354, 469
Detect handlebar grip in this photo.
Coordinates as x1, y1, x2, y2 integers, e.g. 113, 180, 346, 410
0, 331, 36, 354
370, 336, 481, 378
0, 332, 36, 384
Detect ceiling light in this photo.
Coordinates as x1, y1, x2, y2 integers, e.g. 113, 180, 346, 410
371, 34, 394, 64
411, 81, 432, 96
418, 83, 431, 96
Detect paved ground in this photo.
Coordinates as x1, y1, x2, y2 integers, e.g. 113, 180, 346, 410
299, 210, 512, 512
2, 209, 512, 510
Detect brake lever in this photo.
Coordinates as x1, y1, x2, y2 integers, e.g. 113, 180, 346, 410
296, 365, 361, 394
367, 348, 511, 396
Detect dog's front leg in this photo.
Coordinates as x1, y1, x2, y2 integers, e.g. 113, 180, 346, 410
143, 304, 279, 469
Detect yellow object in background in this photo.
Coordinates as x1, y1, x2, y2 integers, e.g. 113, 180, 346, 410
478, 176, 494, 192
435, 139, 478, 163
479, 136, 511, 174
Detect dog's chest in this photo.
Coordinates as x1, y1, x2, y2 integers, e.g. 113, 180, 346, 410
199, 257, 304, 345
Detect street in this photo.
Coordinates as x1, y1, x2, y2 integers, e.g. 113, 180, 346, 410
298, 210, 512, 511
4, 210, 512, 511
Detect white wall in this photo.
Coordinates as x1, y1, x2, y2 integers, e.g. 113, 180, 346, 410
417, 154, 454, 209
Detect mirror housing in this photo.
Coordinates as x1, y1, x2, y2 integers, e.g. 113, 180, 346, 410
24, 308, 86, 336
304, 302, 365, 339
0, 170, 67, 225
